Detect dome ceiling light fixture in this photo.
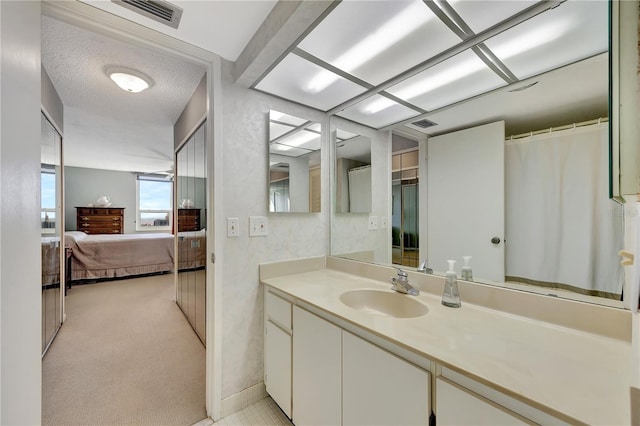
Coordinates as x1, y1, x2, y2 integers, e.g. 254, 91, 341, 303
105, 66, 154, 93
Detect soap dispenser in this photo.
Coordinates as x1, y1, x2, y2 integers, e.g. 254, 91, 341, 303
461, 256, 473, 281
442, 260, 462, 308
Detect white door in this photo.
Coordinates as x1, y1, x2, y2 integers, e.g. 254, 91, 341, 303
427, 121, 505, 283
292, 306, 342, 426
342, 331, 430, 426
264, 321, 291, 418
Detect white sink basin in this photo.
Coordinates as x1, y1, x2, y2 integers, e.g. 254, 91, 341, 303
339, 289, 428, 318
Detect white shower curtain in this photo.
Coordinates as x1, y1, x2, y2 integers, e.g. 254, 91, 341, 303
505, 123, 624, 298
348, 165, 372, 213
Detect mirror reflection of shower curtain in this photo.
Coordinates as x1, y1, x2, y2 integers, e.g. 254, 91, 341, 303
348, 165, 371, 213
505, 123, 624, 298
270, 179, 290, 212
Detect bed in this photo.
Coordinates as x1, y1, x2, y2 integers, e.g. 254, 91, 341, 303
65, 231, 175, 281
177, 229, 207, 270
64, 230, 207, 282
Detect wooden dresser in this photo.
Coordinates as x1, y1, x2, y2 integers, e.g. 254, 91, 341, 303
178, 208, 201, 232
76, 207, 124, 234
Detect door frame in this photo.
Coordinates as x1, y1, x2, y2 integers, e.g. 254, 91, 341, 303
41, 1, 223, 420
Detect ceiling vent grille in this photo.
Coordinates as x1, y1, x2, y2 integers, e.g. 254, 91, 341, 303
112, 0, 183, 29
411, 119, 438, 129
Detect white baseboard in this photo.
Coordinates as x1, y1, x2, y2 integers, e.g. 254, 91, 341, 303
221, 382, 268, 418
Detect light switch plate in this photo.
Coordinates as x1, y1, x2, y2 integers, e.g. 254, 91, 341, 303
368, 215, 379, 230
227, 218, 239, 237
381, 216, 388, 229
249, 216, 268, 237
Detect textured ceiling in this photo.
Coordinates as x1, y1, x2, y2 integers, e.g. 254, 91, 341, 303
42, 14, 206, 173
80, 0, 277, 62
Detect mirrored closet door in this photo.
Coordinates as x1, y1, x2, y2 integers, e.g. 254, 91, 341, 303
176, 121, 207, 344
41, 113, 63, 355
391, 150, 419, 268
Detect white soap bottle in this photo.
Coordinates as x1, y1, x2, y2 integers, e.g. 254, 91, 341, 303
441, 260, 462, 308
461, 256, 473, 281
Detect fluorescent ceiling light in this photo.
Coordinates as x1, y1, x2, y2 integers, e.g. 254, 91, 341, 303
306, 1, 433, 94
279, 130, 319, 149
369, 20, 568, 115
490, 21, 568, 59
105, 66, 154, 93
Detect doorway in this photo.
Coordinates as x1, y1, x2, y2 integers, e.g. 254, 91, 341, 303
41, 1, 218, 421
392, 150, 420, 268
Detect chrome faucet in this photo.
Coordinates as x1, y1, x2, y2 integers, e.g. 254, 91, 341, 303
417, 259, 433, 274
391, 267, 419, 296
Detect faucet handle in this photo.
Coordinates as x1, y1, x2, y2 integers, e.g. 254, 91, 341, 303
394, 267, 408, 278
418, 259, 433, 274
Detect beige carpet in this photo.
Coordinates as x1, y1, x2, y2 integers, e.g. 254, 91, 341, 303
42, 273, 207, 426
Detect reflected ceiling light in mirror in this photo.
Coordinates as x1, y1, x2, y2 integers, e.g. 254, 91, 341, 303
269, 110, 285, 122
336, 129, 358, 143
306, 1, 433, 94
278, 130, 319, 149
105, 66, 154, 93
362, 97, 397, 115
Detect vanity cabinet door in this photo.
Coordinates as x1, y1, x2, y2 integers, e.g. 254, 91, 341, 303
436, 378, 528, 425
292, 306, 341, 426
264, 291, 292, 418
342, 331, 430, 426
265, 320, 291, 418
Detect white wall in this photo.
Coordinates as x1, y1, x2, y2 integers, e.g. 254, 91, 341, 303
0, 1, 42, 423
42, 66, 64, 134
330, 116, 391, 264
220, 61, 328, 398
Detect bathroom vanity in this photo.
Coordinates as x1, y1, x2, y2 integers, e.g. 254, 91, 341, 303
261, 257, 631, 425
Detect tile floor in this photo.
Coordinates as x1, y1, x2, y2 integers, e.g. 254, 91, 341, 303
193, 397, 292, 426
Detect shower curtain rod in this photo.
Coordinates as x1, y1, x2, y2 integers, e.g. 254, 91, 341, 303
507, 117, 609, 141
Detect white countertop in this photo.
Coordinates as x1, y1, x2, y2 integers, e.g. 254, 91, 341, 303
261, 267, 631, 425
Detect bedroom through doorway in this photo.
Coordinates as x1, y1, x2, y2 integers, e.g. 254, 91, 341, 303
40, 4, 210, 424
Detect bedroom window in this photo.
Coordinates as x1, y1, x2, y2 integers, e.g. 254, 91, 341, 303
136, 174, 172, 232
41, 166, 56, 235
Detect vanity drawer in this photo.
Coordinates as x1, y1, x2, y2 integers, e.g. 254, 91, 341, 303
266, 291, 291, 331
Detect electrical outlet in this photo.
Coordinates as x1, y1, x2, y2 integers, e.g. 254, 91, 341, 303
368, 215, 379, 230
380, 216, 388, 229
249, 216, 268, 237
227, 218, 239, 237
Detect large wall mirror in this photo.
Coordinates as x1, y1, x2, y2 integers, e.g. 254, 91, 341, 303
268, 110, 321, 213
41, 112, 63, 355
176, 121, 207, 345
330, 1, 629, 307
